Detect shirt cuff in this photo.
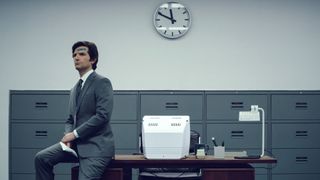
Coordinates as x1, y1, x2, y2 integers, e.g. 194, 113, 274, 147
73, 129, 79, 138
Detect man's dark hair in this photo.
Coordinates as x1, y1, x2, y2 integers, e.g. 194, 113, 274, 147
72, 41, 99, 70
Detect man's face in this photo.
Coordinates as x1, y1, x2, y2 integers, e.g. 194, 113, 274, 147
73, 46, 94, 72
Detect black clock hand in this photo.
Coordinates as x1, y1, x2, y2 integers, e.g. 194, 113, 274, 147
158, 12, 176, 23
169, 9, 175, 24
158, 12, 171, 20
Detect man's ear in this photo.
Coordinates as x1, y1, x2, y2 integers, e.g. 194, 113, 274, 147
90, 59, 97, 64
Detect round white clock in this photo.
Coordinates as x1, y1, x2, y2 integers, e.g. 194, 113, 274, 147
153, 2, 191, 39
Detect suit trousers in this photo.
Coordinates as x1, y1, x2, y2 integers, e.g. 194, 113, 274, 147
34, 143, 112, 180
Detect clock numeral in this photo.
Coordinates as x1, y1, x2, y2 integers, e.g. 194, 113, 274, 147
183, 10, 187, 14
178, 30, 182, 34
185, 18, 190, 21
156, 19, 160, 21
171, 32, 174, 36
164, 30, 167, 34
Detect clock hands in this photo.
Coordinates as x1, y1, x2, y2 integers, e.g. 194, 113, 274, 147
169, 9, 175, 24
157, 12, 171, 20
158, 11, 176, 24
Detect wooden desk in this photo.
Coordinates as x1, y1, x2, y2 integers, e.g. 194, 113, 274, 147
111, 154, 276, 167
72, 155, 276, 180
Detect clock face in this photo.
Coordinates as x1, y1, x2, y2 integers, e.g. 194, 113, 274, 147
153, 2, 191, 39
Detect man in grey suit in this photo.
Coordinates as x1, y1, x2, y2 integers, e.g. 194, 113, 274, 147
35, 41, 114, 180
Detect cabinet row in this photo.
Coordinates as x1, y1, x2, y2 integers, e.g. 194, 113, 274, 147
10, 92, 320, 121
10, 122, 320, 149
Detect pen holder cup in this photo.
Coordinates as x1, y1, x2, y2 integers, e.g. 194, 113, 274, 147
214, 146, 225, 159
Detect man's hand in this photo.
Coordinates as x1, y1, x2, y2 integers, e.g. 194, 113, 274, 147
61, 132, 76, 144
64, 142, 72, 148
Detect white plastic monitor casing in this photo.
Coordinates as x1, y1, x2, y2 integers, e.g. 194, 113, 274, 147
142, 115, 190, 159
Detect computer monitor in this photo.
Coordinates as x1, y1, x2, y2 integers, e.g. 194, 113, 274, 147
142, 115, 190, 159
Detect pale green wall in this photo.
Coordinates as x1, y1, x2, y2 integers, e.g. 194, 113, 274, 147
1, 0, 320, 178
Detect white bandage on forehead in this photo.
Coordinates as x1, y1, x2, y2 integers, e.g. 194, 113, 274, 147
74, 46, 89, 54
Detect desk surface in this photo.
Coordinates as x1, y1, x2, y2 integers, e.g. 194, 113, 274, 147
110, 155, 276, 168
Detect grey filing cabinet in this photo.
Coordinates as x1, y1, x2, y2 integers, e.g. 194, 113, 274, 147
271, 92, 320, 180
111, 91, 139, 154
140, 91, 204, 139
206, 92, 270, 180
9, 90, 320, 180
10, 90, 71, 180
9, 90, 139, 180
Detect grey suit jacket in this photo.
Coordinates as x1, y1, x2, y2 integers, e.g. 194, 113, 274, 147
65, 72, 114, 158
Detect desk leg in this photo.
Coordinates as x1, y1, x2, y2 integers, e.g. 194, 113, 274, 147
122, 167, 132, 180
202, 166, 254, 180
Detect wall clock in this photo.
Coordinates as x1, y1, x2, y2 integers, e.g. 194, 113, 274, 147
153, 2, 191, 39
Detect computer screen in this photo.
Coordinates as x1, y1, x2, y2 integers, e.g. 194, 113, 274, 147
142, 115, 190, 159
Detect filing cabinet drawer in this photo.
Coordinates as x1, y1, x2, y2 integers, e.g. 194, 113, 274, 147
11, 123, 64, 148
272, 95, 320, 120
141, 94, 203, 120
112, 93, 138, 121
272, 149, 320, 174
272, 174, 320, 180
206, 123, 262, 149
11, 148, 72, 174
272, 123, 320, 148
112, 123, 138, 149
11, 94, 69, 120
206, 95, 268, 120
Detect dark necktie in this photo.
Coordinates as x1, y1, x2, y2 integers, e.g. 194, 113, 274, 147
76, 79, 83, 106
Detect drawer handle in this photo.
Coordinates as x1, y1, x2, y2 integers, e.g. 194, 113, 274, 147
295, 131, 308, 137
231, 102, 244, 109
35, 130, 48, 137
231, 131, 244, 138
296, 156, 308, 163
295, 102, 308, 109
165, 102, 178, 109
35, 102, 48, 108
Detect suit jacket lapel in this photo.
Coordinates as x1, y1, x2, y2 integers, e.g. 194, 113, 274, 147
76, 72, 97, 113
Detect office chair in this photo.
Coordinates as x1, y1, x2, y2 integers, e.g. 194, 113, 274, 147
138, 130, 202, 180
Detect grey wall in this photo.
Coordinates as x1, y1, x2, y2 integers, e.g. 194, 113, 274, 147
1, 0, 320, 178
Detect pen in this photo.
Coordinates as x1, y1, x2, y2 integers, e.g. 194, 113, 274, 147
211, 137, 218, 146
